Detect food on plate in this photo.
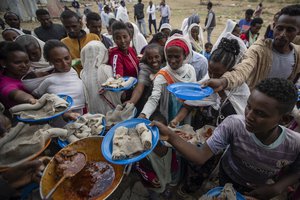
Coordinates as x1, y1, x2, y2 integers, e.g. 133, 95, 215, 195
136, 123, 152, 149
101, 77, 136, 89
112, 123, 153, 160
54, 148, 86, 177
105, 103, 136, 127
10, 93, 69, 120
199, 183, 237, 200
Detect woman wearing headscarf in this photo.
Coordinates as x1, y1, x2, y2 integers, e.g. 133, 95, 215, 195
181, 14, 200, 35
212, 19, 246, 64
80, 40, 122, 114
15, 35, 52, 71
140, 34, 196, 122
1, 27, 24, 41
159, 23, 172, 38
186, 23, 204, 54
126, 22, 148, 55
16, 35, 54, 93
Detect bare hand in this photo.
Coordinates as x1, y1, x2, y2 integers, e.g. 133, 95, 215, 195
28, 98, 37, 104
169, 119, 179, 128
138, 113, 147, 119
201, 78, 227, 92
63, 111, 80, 121
150, 120, 174, 141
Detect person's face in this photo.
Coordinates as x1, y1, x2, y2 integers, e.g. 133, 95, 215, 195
37, 14, 52, 28
273, 15, 300, 48
161, 28, 171, 37
245, 89, 283, 135
87, 20, 102, 36
250, 23, 262, 35
26, 43, 42, 62
161, 1, 165, 6
232, 25, 241, 37
191, 26, 199, 41
126, 23, 134, 38
149, 1, 153, 6
5, 14, 20, 29
48, 47, 72, 72
3, 51, 30, 78
113, 29, 131, 52
245, 13, 252, 21
205, 45, 212, 53
62, 16, 82, 38
2, 30, 19, 41
145, 48, 162, 70
166, 46, 185, 70
158, 37, 167, 47
208, 61, 227, 79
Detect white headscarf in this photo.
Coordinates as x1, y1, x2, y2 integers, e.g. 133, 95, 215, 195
159, 23, 172, 32
130, 22, 148, 54
2, 28, 25, 41
186, 23, 204, 54
212, 19, 247, 63
80, 41, 122, 114
15, 34, 52, 71
163, 34, 196, 83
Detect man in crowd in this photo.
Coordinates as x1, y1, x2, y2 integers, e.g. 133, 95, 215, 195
158, 0, 171, 30
238, 9, 254, 33
134, 0, 147, 37
203, 2, 216, 43
33, 9, 67, 42
116, 1, 129, 23
240, 17, 263, 48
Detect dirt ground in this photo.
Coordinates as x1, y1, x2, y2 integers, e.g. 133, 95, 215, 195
12, 0, 298, 44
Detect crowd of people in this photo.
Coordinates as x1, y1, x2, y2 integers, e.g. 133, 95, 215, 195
0, 1, 300, 200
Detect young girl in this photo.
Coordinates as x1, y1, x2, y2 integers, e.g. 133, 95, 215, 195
187, 23, 204, 53
171, 38, 250, 129
32, 40, 85, 113
108, 21, 139, 78
0, 42, 36, 110
140, 34, 196, 122
127, 43, 165, 114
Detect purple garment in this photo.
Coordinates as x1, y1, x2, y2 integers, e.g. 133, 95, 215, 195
207, 115, 300, 187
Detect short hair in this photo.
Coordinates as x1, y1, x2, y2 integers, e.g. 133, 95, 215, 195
111, 21, 130, 36
141, 43, 165, 64
43, 40, 69, 61
86, 12, 101, 23
255, 78, 297, 114
207, 2, 213, 8
108, 18, 117, 28
149, 32, 167, 44
60, 10, 80, 21
35, 8, 50, 16
4, 11, 20, 21
170, 29, 183, 36
245, 9, 254, 16
279, 4, 300, 17
250, 17, 263, 26
205, 42, 213, 48
0, 41, 26, 60
210, 38, 240, 70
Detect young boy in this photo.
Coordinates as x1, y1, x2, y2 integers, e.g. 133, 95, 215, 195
153, 78, 300, 200
202, 42, 212, 60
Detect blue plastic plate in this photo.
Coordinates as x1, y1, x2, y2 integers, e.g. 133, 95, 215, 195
101, 118, 159, 165
167, 82, 213, 100
206, 187, 245, 200
16, 94, 73, 123
103, 76, 137, 92
57, 118, 106, 148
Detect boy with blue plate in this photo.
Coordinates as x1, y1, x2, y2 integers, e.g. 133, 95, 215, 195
152, 78, 300, 199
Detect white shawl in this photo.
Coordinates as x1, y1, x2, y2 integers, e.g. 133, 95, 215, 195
212, 19, 247, 63
80, 41, 122, 115
130, 22, 148, 54
186, 23, 204, 54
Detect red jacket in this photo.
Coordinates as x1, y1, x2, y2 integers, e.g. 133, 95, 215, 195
108, 47, 139, 78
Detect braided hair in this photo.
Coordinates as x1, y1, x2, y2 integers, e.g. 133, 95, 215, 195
210, 38, 240, 70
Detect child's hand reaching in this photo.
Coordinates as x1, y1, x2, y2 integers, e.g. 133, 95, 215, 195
169, 119, 179, 128
150, 120, 174, 141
